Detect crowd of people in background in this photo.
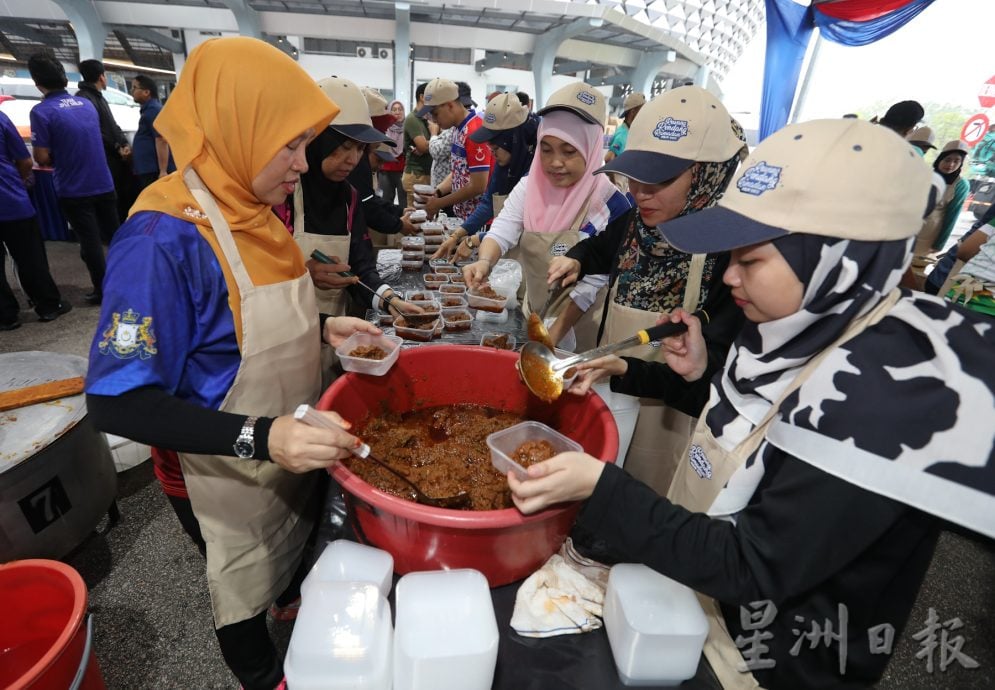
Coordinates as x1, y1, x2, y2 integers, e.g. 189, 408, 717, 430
2, 36, 993, 690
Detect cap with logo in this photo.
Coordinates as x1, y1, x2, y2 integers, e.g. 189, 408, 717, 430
621, 91, 646, 115
938, 139, 970, 156
318, 76, 393, 144
469, 92, 530, 143
597, 85, 746, 184
908, 125, 936, 149
416, 78, 474, 117
660, 118, 934, 254
536, 82, 606, 128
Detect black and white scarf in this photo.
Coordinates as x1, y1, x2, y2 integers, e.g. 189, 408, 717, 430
705, 234, 995, 538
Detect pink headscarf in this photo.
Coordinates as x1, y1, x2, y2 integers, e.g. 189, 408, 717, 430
386, 100, 405, 150
523, 110, 618, 233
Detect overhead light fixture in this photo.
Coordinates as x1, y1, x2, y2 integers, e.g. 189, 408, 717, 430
103, 58, 176, 76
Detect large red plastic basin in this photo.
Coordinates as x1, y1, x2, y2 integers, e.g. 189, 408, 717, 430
318, 344, 618, 586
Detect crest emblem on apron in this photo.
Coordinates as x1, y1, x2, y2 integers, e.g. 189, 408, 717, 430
689, 444, 712, 479
98, 308, 158, 360
550, 242, 569, 257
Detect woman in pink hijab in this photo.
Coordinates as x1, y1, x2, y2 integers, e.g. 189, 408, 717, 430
464, 83, 633, 351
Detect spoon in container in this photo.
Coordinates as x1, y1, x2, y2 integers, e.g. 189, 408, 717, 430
517, 319, 697, 403
294, 405, 472, 510
526, 279, 567, 351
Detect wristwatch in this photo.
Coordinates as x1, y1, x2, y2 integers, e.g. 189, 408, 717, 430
233, 416, 259, 459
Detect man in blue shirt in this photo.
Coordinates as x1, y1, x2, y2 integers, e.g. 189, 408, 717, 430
28, 52, 119, 305
0, 110, 70, 329
130, 75, 174, 192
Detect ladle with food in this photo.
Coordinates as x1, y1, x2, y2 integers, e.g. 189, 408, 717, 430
525, 278, 569, 351
518, 320, 695, 402
294, 404, 472, 510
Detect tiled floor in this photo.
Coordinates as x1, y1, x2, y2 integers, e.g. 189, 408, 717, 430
5, 237, 995, 689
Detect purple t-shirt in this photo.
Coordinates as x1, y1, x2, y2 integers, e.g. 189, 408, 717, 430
0, 111, 34, 221
30, 90, 114, 199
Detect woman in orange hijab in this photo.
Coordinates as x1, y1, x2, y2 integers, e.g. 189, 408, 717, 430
84, 37, 379, 689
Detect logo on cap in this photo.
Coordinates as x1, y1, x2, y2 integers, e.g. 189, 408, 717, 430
652, 117, 689, 142
576, 91, 596, 106
550, 243, 569, 257
484, 112, 497, 124
737, 161, 781, 196
425, 93, 433, 102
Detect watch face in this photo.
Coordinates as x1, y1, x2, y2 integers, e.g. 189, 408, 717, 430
234, 439, 254, 458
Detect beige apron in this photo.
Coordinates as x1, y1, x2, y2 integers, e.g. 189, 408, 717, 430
179, 168, 322, 629
666, 290, 900, 690
603, 253, 707, 493
911, 183, 956, 288
292, 184, 354, 316
520, 203, 607, 352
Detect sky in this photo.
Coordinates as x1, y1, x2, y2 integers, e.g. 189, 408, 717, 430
720, 0, 995, 127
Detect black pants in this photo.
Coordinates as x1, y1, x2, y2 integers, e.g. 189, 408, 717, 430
135, 172, 159, 194
0, 216, 63, 324
59, 191, 119, 295
165, 474, 328, 690
106, 152, 135, 223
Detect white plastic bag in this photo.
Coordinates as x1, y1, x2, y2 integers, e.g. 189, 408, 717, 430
487, 259, 523, 310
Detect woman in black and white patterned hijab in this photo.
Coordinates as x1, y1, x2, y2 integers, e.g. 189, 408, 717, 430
507, 119, 995, 689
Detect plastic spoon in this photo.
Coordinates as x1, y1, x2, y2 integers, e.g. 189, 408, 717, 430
517, 320, 694, 403
293, 405, 472, 510
310, 250, 429, 323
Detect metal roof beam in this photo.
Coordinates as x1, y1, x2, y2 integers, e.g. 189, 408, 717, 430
115, 26, 184, 54
220, 0, 262, 39
531, 16, 603, 110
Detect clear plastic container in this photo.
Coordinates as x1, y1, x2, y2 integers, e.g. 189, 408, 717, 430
335, 333, 402, 376
423, 274, 450, 289
467, 287, 507, 313
402, 250, 425, 261
393, 569, 498, 690
485, 420, 582, 480
428, 258, 452, 268
413, 183, 436, 196
394, 317, 438, 342
434, 265, 459, 275
404, 290, 435, 303
301, 539, 394, 600
479, 332, 516, 350
284, 582, 392, 690
421, 225, 445, 237
438, 284, 467, 296
603, 563, 708, 686
400, 236, 425, 251
423, 236, 444, 248
442, 310, 473, 332
401, 259, 424, 271
408, 209, 428, 223
439, 295, 468, 313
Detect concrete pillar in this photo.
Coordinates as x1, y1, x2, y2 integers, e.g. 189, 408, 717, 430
394, 1, 411, 110
626, 49, 675, 110
530, 17, 603, 110
693, 63, 710, 88
51, 0, 107, 60
220, 0, 262, 39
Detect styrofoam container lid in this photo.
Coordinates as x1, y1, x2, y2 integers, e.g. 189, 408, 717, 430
486, 420, 582, 480
335, 333, 402, 376
285, 582, 392, 689
409, 209, 428, 222
302, 540, 394, 600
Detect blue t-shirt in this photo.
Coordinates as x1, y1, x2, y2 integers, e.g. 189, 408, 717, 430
86, 212, 240, 410
29, 90, 114, 199
0, 111, 34, 222
132, 99, 175, 175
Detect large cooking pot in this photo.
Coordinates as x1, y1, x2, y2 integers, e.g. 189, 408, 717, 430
318, 344, 618, 586
0, 352, 117, 561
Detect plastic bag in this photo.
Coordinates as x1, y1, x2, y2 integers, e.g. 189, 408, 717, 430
488, 258, 523, 310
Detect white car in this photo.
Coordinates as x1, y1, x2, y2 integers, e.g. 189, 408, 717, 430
0, 76, 140, 145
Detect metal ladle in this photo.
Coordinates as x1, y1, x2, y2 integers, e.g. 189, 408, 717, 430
517, 320, 692, 403
294, 405, 472, 510
526, 279, 567, 351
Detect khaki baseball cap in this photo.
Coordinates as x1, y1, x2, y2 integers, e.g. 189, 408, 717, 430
469, 92, 529, 143
908, 125, 935, 149
622, 91, 646, 115
362, 85, 396, 136
318, 76, 392, 144
374, 142, 397, 161
597, 86, 747, 183
416, 77, 474, 116
939, 139, 970, 155
537, 82, 606, 127
661, 119, 934, 254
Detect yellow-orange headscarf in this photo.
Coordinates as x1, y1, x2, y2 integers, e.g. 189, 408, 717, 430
129, 37, 339, 343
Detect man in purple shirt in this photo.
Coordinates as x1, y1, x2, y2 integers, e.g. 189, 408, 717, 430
28, 52, 119, 305
0, 110, 70, 330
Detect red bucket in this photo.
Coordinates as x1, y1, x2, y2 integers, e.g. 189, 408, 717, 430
318, 344, 619, 586
0, 559, 106, 690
